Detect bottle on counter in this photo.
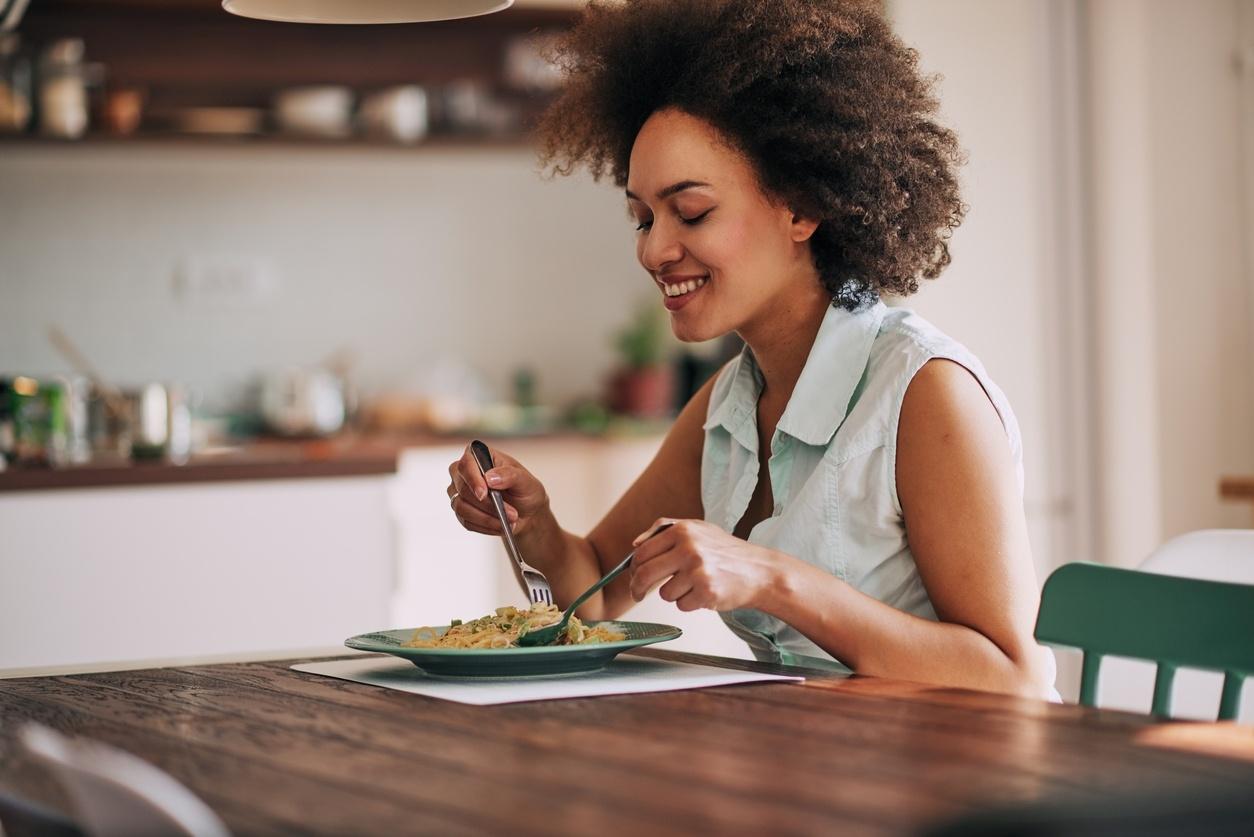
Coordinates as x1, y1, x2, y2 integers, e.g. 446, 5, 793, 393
1, 375, 69, 468
0, 33, 32, 133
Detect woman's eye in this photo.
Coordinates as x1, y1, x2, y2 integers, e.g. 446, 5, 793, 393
632, 208, 711, 232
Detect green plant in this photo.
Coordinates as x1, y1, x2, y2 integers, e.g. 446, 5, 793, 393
614, 302, 668, 369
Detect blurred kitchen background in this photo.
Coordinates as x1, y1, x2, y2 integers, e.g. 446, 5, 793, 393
3, 0, 1254, 708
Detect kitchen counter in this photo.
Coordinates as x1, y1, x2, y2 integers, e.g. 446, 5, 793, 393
0, 427, 692, 672
0, 437, 398, 492
0, 429, 663, 493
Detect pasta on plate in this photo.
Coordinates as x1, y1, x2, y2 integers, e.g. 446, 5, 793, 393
403, 603, 626, 649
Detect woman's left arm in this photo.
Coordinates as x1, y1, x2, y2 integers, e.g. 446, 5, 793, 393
628, 359, 1055, 698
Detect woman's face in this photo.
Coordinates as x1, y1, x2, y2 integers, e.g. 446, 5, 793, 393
626, 108, 819, 344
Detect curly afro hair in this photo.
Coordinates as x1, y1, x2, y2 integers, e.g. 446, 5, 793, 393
535, 0, 966, 310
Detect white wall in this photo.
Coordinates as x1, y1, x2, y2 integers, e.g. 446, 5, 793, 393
1145, 0, 1253, 543
1087, 0, 1254, 566
890, 0, 1254, 575
0, 143, 649, 411
891, 0, 1254, 707
888, 0, 1072, 580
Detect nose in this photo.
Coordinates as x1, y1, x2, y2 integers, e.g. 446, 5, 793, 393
638, 220, 684, 273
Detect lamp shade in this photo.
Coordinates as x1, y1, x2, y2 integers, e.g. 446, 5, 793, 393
222, 0, 514, 24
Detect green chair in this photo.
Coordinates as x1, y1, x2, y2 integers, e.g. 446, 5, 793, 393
1034, 562, 1254, 720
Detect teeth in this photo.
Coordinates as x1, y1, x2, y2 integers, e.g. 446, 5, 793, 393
662, 277, 708, 297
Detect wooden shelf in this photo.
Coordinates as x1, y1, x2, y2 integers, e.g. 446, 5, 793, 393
1220, 476, 1254, 500
0, 130, 538, 151
14, 0, 577, 144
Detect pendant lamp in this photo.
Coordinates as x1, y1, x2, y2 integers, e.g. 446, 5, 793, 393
222, 0, 514, 25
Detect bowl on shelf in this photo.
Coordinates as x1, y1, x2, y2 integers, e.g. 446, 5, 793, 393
273, 85, 353, 139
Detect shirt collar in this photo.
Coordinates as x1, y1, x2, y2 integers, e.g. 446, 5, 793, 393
704, 301, 886, 450
702, 342, 763, 452
778, 300, 886, 446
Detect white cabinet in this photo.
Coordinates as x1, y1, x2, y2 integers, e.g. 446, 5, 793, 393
0, 476, 394, 671
0, 434, 751, 674
389, 436, 752, 659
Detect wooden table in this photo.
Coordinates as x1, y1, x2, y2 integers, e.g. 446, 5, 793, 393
2, 649, 1253, 836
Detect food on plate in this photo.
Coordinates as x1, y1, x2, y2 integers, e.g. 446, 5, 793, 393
403, 603, 625, 649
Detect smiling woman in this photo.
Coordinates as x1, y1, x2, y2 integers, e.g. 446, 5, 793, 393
445, 0, 1057, 699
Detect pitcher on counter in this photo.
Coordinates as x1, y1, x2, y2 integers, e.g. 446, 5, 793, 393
447, 0, 1057, 699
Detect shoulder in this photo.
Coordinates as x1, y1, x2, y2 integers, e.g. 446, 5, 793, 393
840, 307, 977, 443
866, 307, 1011, 433
899, 358, 1006, 442
890, 357, 1023, 541
868, 307, 962, 373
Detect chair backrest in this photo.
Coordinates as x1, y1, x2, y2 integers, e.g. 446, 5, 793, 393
0, 787, 84, 836
20, 723, 230, 837
1034, 562, 1254, 720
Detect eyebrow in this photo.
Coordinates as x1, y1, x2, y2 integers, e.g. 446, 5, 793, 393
625, 180, 713, 201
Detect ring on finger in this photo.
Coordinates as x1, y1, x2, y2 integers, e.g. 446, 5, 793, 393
449, 490, 460, 507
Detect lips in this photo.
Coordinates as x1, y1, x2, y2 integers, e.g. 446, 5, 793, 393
657, 274, 708, 311
657, 275, 709, 297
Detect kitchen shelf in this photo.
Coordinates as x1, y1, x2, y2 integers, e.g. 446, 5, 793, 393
0, 130, 539, 151
13, 0, 578, 148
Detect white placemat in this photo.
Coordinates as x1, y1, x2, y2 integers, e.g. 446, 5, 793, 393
291, 655, 804, 706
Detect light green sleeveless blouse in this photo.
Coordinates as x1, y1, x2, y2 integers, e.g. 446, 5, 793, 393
702, 301, 1025, 671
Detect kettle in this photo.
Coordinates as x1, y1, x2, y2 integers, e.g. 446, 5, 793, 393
259, 368, 345, 437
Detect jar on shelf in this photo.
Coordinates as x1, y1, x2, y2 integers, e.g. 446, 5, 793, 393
39, 37, 89, 139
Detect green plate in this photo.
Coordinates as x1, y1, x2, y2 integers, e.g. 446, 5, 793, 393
344, 621, 681, 679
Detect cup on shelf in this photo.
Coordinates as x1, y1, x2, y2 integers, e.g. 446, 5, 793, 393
359, 85, 428, 144
102, 86, 145, 135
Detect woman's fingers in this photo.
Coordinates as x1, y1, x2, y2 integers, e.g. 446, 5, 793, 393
447, 458, 481, 506
628, 521, 687, 599
449, 494, 500, 532
457, 446, 491, 501
448, 448, 509, 508
630, 521, 680, 565
447, 444, 541, 538
449, 493, 517, 533
657, 573, 694, 604
630, 549, 687, 602
632, 517, 676, 547
674, 589, 710, 612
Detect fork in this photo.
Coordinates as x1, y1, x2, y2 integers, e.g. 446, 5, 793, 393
470, 440, 554, 607
517, 523, 673, 646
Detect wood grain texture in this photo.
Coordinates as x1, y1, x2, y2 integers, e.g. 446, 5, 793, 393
1219, 476, 1254, 499
2, 649, 1252, 836
0, 432, 613, 492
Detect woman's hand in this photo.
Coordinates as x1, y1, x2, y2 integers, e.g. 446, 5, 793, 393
627, 518, 783, 612
446, 444, 551, 537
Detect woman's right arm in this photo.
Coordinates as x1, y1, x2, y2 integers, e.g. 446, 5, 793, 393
447, 372, 716, 619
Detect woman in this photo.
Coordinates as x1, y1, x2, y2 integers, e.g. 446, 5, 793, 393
447, 0, 1056, 698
